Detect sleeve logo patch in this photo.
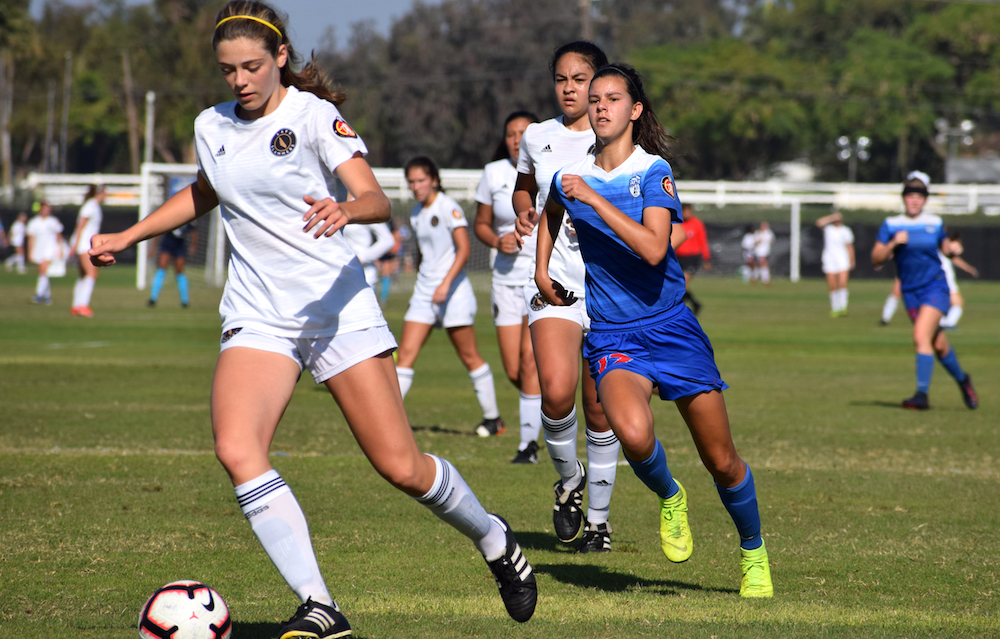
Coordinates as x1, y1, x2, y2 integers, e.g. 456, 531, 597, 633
270, 129, 296, 156
452, 209, 463, 219
661, 176, 675, 198
629, 175, 642, 197
333, 118, 357, 138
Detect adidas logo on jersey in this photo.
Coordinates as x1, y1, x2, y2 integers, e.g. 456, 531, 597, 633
541, 144, 552, 152
215, 145, 226, 157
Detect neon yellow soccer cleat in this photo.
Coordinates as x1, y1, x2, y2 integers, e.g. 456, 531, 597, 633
739, 541, 773, 598
658, 480, 693, 562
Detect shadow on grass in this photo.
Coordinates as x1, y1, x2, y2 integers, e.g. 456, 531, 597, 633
411, 424, 471, 436
511, 530, 570, 553
233, 621, 281, 639
850, 400, 909, 409
535, 562, 737, 596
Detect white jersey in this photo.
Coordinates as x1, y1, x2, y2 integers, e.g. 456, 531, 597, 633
410, 192, 468, 297
10, 219, 25, 247
26, 215, 64, 262
194, 85, 383, 338
341, 222, 394, 266
73, 198, 103, 254
741, 233, 755, 256
517, 117, 594, 294
754, 228, 775, 257
475, 158, 533, 286
821, 223, 854, 272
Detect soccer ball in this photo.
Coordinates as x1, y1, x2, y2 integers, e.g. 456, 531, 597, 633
138, 580, 232, 639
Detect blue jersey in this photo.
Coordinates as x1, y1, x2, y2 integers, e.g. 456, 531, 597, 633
875, 213, 946, 292
549, 147, 685, 324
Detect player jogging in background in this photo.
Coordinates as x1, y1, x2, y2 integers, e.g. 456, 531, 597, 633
512, 41, 622, 554
88, 3, 537, 635
4, 212, 28, 274
816, 210, 855, 318
69, 185, 107, 317
937, 231, 978, 330
519, 62, 772, 597
395, 156, 506, 438
675, 202, 711, 315
474, 110, 543, 462
341, 219, 394, 289
752, 221, 774, 285
871, 171, 977, 411
148, 221, 198, 308
26, 200, 64, 305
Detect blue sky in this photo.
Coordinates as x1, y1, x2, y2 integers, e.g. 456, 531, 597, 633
29, 0, 434, 55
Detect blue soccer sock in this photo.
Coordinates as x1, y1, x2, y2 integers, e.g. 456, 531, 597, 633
717, 464, 763, 550
176, 273, 189, 305
625, 438, 678, 500
150, 268, 166, 302
916, 353, 935, 393
937, 349, 965, 383
379, 276, 390, 303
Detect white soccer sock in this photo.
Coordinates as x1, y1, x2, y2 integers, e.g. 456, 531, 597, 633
840, 288, 849, 310
416, 454, 505, 560
829, 291, 839, 312
79, 276, 95, 307
741, 265, 750, 283
35, 275, 49, 298
235, 470, 332, 605
469, 363, 500, 420
882, 294, 899, 323
542, 407, 581, 486
585, 428, 620, 525
761, 266, 771, 284
72, 278, 85, 307
941, 305, 962, 328
395, 366, 414, 400
518, 392, 542, 450
751, 267, 760, 282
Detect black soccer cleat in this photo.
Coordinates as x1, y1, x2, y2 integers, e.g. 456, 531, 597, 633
511, 441, 539, 464
576, 521, 612, 554
484, 514, 537, 623
475, 417, 506, 438
553, 461, 586, 543
959, 374, 978, 410
279, 597, 352, 639
902, 391, 930, 411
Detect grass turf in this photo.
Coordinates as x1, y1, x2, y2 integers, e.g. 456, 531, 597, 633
1, 267, 997, 638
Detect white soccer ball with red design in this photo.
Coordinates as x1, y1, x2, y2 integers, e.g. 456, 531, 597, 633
138, 580, 232, 639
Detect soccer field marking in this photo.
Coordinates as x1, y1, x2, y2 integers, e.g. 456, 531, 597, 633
43, 341, 112, 350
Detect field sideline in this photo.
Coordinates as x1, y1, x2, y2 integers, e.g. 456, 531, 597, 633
1, 268, 997, 639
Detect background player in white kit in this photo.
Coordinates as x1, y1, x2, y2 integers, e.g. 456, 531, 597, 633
87, 3, 537, 635
4, 212, 28, 274
816, 210, 854, 317
26, 200, 64, 305
474, 110, 543, 463
395, 156, 506, 437
752, 221, 775, 285
69, 185, 107, 317
341, 218, 394, 289
513, 41, 623, 553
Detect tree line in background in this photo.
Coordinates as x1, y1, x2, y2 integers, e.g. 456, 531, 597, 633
1, 0, 999, 186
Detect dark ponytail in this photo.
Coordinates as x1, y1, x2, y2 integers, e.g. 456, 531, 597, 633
491, 110, 538, 162
549, 41, 608, 79
592, 63, 673, 160
213, 1, 345, 106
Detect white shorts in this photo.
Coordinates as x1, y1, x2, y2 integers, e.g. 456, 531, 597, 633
491, 281, 527, 327
219, 324, 397, 384
941, 257, 958, 293
822, 252, 851, 274
76, 230, 97, 256
404, 276, 477, 328
523, 280, 590, 332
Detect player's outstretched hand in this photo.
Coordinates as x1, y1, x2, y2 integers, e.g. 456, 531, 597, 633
303, 195, 348, 238
88, 232, 131, 267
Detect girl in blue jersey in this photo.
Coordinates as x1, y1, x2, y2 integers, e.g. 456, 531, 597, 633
519, 63, 772, 598
871, 172, 977, 410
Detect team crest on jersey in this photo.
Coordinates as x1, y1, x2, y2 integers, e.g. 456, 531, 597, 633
661, 176, 675, 198
925, 225, 936, 234
530, 292, 549, 311
629, 175, 642, 197
430, 215, 439, 227
587, 143, 597, 155
221, 327, 243, 344
333, 118, 357, 138
452, 209, 462, 219
270, 129, 296, 156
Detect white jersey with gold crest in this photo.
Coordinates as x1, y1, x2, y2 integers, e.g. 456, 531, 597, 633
516, 116, 593, 294
194, 85, 383, 338
410, 192, 469, 297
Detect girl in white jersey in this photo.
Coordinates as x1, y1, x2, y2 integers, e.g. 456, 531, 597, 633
474, 111, 543, 462
26, 200, 64, 305
69, 185, 107, 317
4, 212, 28, 274
815, 210, 854, 317
88, 3, 536, 635
395, 156, 505, 437
512, 41, 622, 554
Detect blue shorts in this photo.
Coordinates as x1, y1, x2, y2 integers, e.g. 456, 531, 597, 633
158, 233, 188, 258
902, 275, 950, 322
584, 304, 728, 401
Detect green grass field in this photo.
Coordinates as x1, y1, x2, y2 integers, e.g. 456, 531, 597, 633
1, 267, 998, 638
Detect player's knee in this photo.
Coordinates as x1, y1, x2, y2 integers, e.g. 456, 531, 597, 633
375, 455, 424, 493
705, 450, 743, 484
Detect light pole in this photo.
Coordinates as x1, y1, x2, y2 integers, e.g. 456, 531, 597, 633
836, 135, 870, 183
935, 118, 974, 158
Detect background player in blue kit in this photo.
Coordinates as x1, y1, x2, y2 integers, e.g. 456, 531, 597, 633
871, 171, 977, 411
148, 222, 198, 308
519, 62, 772, 598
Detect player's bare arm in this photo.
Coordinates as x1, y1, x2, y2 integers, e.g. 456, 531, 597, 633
303, 153, 390, 238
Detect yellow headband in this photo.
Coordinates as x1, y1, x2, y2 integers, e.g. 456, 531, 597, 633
215, 15, 283, 39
